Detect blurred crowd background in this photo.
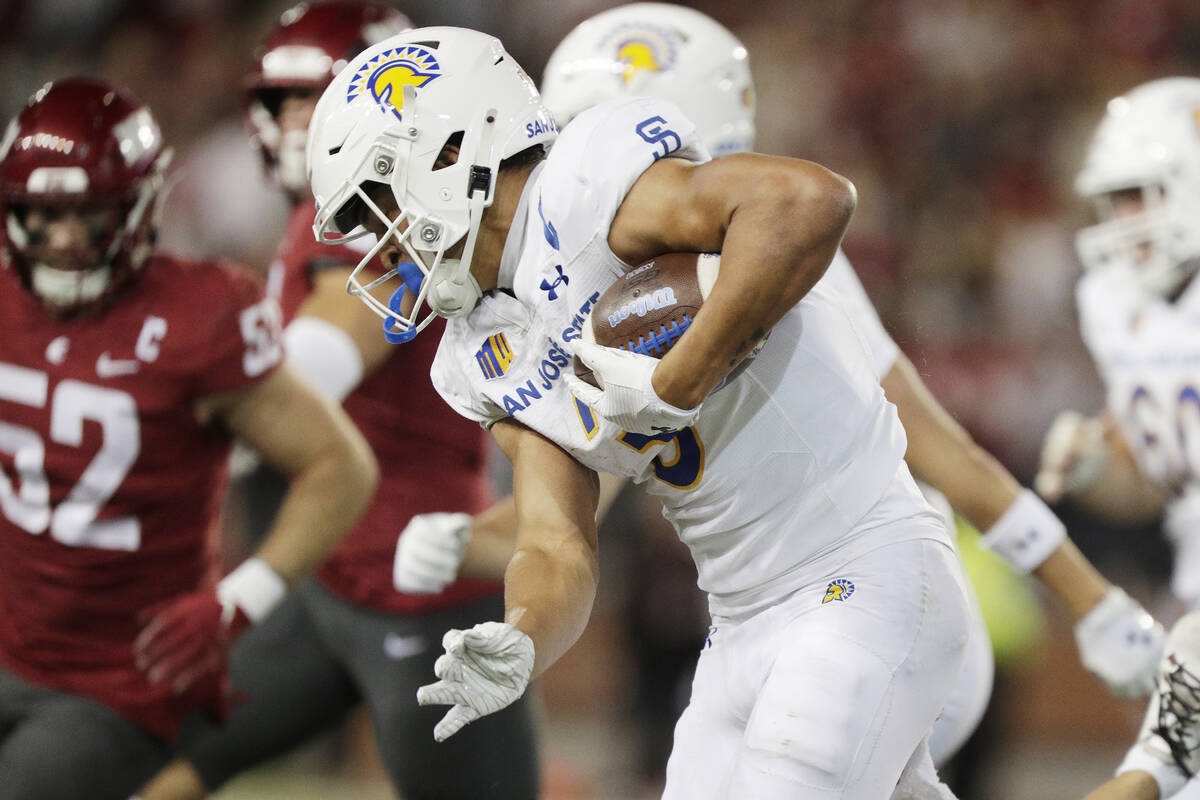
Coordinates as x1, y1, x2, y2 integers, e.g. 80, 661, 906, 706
5, 0, 1200, 797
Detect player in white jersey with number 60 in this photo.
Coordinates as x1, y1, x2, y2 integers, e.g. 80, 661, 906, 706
1043, 77, 1200, 800
308, 24, 970, 799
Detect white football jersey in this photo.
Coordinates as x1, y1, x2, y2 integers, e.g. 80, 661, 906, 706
820, 251, 900, 380
1078, 264, 1200, 603
432, 97, 918, 613
1078, 265, 1200, 493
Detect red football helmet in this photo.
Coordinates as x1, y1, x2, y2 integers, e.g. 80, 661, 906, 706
247, 1, 412, 194
0, 77, 171, 316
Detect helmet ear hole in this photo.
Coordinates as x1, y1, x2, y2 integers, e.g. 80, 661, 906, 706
434, 131, 464, 171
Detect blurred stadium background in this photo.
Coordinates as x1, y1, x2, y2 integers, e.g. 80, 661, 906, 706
5, 0, 1200, 797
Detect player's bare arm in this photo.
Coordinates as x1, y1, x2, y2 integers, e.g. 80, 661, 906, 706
195, 362, 378, 582
884, 354, 1112, 618
491, 418, 600, 678
608, 153, 857, 409
885, 352, 1164, 698
452, 473, 626, 583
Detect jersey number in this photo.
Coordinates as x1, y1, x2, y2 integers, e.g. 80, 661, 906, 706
239, 298, 284, 378
0, 362, 141, 551
1123, 384, 1200, 490
618, 427, 705, 489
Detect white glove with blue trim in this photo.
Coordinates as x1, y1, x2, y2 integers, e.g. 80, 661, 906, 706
1075, 587, 1165, 699
564, 339, 701, 434
416, 621, 534, 741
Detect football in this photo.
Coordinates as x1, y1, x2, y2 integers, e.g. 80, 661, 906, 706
573, 252, 720, 388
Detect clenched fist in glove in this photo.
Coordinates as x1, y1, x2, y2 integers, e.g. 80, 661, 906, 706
1035, 410, 1109, 502
134, 557, 285, 695
393, 512, 472, 594
416, 621, 535, 742
1075, 586, 1166, 699
564, 339, 701, 434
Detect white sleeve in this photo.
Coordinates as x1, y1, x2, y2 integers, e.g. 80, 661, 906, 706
544, 97, 709, 256
283, 316, 364, 402
820, 251, 899, 380
429, 318, 506, 429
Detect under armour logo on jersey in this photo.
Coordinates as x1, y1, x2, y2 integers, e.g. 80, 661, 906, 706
822, 579, 855, 604
540, 265, 569, 300
476, 332, 514, 380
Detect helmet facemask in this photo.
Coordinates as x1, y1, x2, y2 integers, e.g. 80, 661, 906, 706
314, 85, 500, 342
247, 89, 315, 195
1076, 181, 1200, 299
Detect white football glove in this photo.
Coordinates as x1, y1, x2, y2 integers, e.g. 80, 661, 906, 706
416, 621, 535, 742
1075, 587, 1165, 699
564, 339, 701, 434
393, 512, 472, 594
1034, 410, 1109, 502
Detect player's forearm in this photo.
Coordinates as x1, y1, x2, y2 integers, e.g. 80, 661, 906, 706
885, 355, 1021, 528
1032, 539, 1113, 620
654, 163, 856, 408
459, 497, 519, 582
254, 434, 378, 583
504, 537, 598, 679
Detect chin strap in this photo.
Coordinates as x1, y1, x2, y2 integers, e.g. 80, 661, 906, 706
428, 108, 497, 318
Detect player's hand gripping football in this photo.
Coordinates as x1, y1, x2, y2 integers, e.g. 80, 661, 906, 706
416, 621, 534, 742
565, 339, 702, 434
1074, 586, 1166, 699
394, 512, 473, 594
134, 557, 285, 695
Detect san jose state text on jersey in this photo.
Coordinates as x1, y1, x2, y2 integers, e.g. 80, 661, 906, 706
497, 291, 599, 415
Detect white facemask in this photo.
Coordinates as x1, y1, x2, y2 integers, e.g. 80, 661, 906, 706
31, 263, 111, 309
276, 129, 309, 194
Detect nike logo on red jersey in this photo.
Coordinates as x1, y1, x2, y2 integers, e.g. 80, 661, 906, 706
96, 352, 140, 378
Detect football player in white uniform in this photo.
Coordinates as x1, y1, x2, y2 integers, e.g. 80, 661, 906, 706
1041, 77, 1200, 800
308, 25, 971, 800
392, 2, 1169, 765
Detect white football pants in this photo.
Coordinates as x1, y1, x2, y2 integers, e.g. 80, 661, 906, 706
662, 536, 970, 800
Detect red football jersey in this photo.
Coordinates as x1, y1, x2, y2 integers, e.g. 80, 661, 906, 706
0, 255, 282, 739
270, 202, 501, 614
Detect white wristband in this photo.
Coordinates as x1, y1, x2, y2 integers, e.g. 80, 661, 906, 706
217, 557, 287, 624
1117, 743, 1188, 799
284, 316, 365, 402
979, 489, 1067, 573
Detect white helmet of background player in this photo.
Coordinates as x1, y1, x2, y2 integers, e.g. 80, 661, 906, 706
308, 26, 557, 340
541, 2, 754, 156
1075, 77, 1200, 298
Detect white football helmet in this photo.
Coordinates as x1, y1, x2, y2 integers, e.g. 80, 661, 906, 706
1075, 77, 1200, 298
307, 27, 557, 340
541, 3, 754, 156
